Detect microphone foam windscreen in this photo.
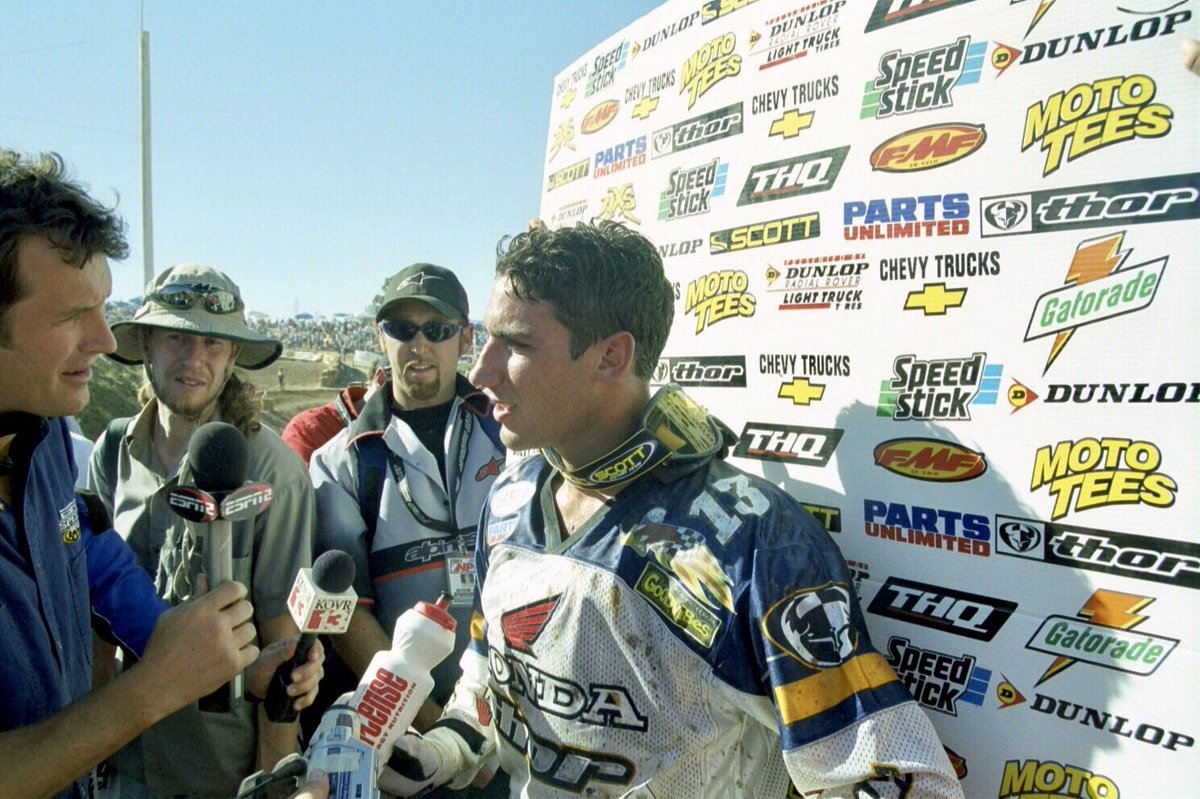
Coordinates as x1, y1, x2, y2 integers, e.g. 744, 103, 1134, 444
312, 550, 356, 593
187, 422, 249, 492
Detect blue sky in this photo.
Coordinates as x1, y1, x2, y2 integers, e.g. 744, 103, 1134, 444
2, 1, 660, 319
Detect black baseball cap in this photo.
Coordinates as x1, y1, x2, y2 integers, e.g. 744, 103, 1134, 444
376, 263, 469, 322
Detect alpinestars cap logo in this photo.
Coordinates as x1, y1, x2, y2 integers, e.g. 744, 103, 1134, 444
763, 583, 858, 669
500, 595, 561, 654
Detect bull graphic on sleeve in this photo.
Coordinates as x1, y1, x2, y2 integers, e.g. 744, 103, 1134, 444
764, 584, 858, 669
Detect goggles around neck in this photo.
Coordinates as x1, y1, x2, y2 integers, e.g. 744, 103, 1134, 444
543, 385, 723, 492
151, 283, 243, 314
380, 319, 463, 343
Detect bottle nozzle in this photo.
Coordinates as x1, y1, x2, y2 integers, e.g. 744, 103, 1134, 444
435, 592, 452, 611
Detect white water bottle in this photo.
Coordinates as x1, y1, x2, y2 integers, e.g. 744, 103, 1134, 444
348, 593, 457, 762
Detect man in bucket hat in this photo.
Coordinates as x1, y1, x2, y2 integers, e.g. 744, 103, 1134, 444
90, 264, 317, 798
309, 263, 507, 796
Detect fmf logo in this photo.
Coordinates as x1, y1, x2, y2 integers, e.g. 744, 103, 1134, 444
1026, 589, 1178, 684
870, 123, 985, 172
684, 270, 755, 333
861, 37, 986, 119
995, 514, 1200, 590
999, 760, 1120, 799
877, 352, 1002, 421
1025, 233, 1165, 374
979, 172, 1200, 237
867, 576, 1017, 641
547, 159, 589, 191
581, 100, 619, 134
734, 423, 843, 467
659, 158, 728, 221
1023, 74, 1172, 176
593, 184, 640, 225
843, 193, 969, 240
710, 213, 819, 254
885, 636, 990, 716
751, 0, 845, 68
863, 499, 992, 558
874, 438, 986, 482
680, 33, 741, 110
738, 145, 848, 205
1030, 437, 1177, 521
593, 136, 647, 179
863, 0, 977, 32
652, 102, 743, 159
652, 355, 747, 387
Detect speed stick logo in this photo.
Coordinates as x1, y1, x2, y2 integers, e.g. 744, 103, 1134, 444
1022, 74, 1172, 176
1030, 437, 1176, 520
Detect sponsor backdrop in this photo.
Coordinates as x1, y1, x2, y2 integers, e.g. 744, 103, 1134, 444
540, 0, 1198, 795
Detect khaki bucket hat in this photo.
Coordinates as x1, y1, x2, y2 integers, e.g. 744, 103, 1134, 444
108, 263, 282, 370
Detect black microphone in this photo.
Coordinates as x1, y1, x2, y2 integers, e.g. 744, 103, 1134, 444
179, 422, 267, 712
264, 550, 357, 722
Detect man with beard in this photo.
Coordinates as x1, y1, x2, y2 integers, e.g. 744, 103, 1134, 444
309, 263, 506, 795
90, 264, 316, 797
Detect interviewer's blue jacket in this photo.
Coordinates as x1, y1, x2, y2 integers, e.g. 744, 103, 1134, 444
0, 416, 165, 799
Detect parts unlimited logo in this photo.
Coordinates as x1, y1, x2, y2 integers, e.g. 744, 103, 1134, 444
844, 193, 970, 240
1022, 74, 1172, 176
884, 636, 990, 716
995, 514, 1200, 590
1025, 232, 1165, 374
979, 172, 1200, 237
999, 760, 1120, 799
749, 0, 844, 69
861, 36, 986, 119
592, 135, 647, 179
877, 352, 1002, 421
1030, 436, 1176, 520
734, 423, 843, 467
739, 145, 848, 206
680, 32, 741, 110
684, 270, 755, 334
870, 123, 986, 172
864, 0, 977, 32
1026, 589, 1178, 684
659, 158, 728, 221
863, 499, 992, 558
867, 576, 1017, 641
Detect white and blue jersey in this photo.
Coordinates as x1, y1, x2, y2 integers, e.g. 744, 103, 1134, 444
445, 451, 963, 798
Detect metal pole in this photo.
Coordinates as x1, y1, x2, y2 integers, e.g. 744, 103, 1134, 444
140, 29, 154, 287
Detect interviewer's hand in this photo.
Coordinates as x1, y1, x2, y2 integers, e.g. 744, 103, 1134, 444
291, 770, 328, 799
136, 580, 258, 719
246, 637, 326, 711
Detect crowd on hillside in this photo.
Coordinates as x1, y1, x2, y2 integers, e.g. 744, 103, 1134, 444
104, 302, 380, 355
